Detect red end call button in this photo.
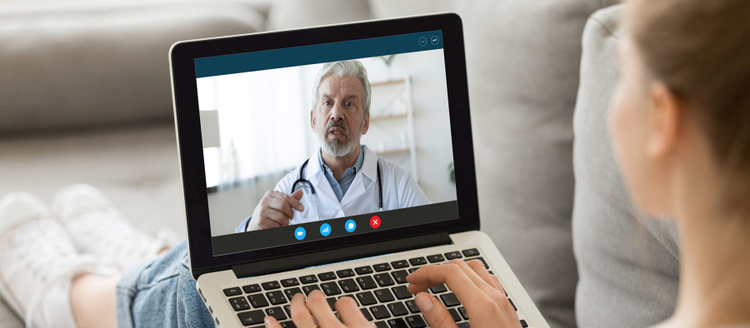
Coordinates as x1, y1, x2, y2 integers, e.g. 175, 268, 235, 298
370, 216, 381, 229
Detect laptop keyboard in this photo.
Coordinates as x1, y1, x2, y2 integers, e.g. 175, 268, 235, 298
223, 248, 529, 328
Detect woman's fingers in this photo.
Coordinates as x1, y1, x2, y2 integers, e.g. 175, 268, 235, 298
406, 261, 481, 297
448, 260, 497, 294
279, 260, 517, 328
457, 259, 505, 303
466, 259, 502, 292
493, 275, 508, 296
406, 262, 488, 311
289, 293, 317, 328
335, 296, 370, 326
264, 316, 282, 328
304, 290, 341, 327
408, 260, 503, 300
406, 264, 462, 293
414, 293, 458, 328
407, 260, 520, 327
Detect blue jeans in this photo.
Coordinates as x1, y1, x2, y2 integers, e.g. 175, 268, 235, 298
115, 240, 215, 328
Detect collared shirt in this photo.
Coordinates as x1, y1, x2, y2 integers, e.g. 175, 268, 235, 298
318, 145, 365, 202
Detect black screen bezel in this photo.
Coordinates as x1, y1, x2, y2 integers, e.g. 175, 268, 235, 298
170, 13, 479, 277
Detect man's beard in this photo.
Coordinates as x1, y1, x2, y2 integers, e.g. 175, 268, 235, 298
319, 120, 359, 157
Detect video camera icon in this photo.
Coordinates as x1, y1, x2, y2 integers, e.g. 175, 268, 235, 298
294, 227, 306, 240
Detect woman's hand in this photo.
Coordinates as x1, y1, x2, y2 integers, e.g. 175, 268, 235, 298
264, 259, 520, 328
265, 289, 371, 328
407, 259, 520, 328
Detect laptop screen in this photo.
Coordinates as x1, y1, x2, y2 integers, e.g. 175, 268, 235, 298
194, 31, 459, 256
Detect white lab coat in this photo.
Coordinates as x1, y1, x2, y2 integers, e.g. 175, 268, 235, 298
275, 145, 430, 225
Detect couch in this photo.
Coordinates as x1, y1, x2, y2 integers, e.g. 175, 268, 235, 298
1, 1, 680, 327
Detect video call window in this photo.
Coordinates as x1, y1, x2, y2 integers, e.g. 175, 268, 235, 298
195, 35, 457, 253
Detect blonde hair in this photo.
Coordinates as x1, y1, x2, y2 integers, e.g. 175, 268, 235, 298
629, 0, 750, 213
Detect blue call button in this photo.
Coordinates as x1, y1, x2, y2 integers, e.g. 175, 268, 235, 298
294, 227, 306, 240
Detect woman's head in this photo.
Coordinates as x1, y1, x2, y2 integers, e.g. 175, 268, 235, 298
609, 0, 750, 217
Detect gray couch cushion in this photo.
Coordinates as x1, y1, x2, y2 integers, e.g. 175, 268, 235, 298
0, 123, 185, 238
0, 0, 264, 135
266, 0, 370, 30
573, 5, 680, 327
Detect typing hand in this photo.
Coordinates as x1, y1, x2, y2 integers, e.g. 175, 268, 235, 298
264, 290, 371, 328
265, 259, 520, 328
406, 259, 521, 328
248, 189, 305, 231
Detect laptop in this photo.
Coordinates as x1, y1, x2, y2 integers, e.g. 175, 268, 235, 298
169, 13, 548, 328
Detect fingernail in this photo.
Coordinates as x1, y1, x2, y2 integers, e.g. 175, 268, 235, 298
415, 293, 433, 312
264, 316, 273, 325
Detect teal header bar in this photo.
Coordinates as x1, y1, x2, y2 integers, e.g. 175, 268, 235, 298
195, 30, 443, 78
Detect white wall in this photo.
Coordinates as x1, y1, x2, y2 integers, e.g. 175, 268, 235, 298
386, 50, 456, 203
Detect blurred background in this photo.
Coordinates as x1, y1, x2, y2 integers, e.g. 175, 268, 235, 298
197, 51, 456, 236
0, 0, 628, 327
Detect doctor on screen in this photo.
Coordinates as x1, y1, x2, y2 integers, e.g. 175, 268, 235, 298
238, 60, 430, 232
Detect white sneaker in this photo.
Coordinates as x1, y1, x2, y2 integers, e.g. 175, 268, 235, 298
0, 192, 102, 328
53, 184, 174, 271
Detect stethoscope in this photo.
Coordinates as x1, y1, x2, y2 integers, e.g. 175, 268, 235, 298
291, 157, 383, 221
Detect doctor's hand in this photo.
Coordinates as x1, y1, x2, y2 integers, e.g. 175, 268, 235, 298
406, 259, 521, 328
248, 190, 305, 230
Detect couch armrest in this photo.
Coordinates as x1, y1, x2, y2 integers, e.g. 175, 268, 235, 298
0, 0, 264, 135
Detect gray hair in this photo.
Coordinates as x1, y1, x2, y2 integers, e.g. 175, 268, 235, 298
311, 60, 371, 117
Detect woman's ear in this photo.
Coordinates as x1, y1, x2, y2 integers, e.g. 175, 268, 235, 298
647, 82, 683, 159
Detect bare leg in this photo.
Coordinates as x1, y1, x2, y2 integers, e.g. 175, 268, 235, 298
70, 273, 121, 328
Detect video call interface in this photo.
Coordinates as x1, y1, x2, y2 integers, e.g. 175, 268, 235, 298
194, 31, 460, 256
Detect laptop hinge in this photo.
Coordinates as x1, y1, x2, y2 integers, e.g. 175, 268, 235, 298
231, 232, 452, 278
